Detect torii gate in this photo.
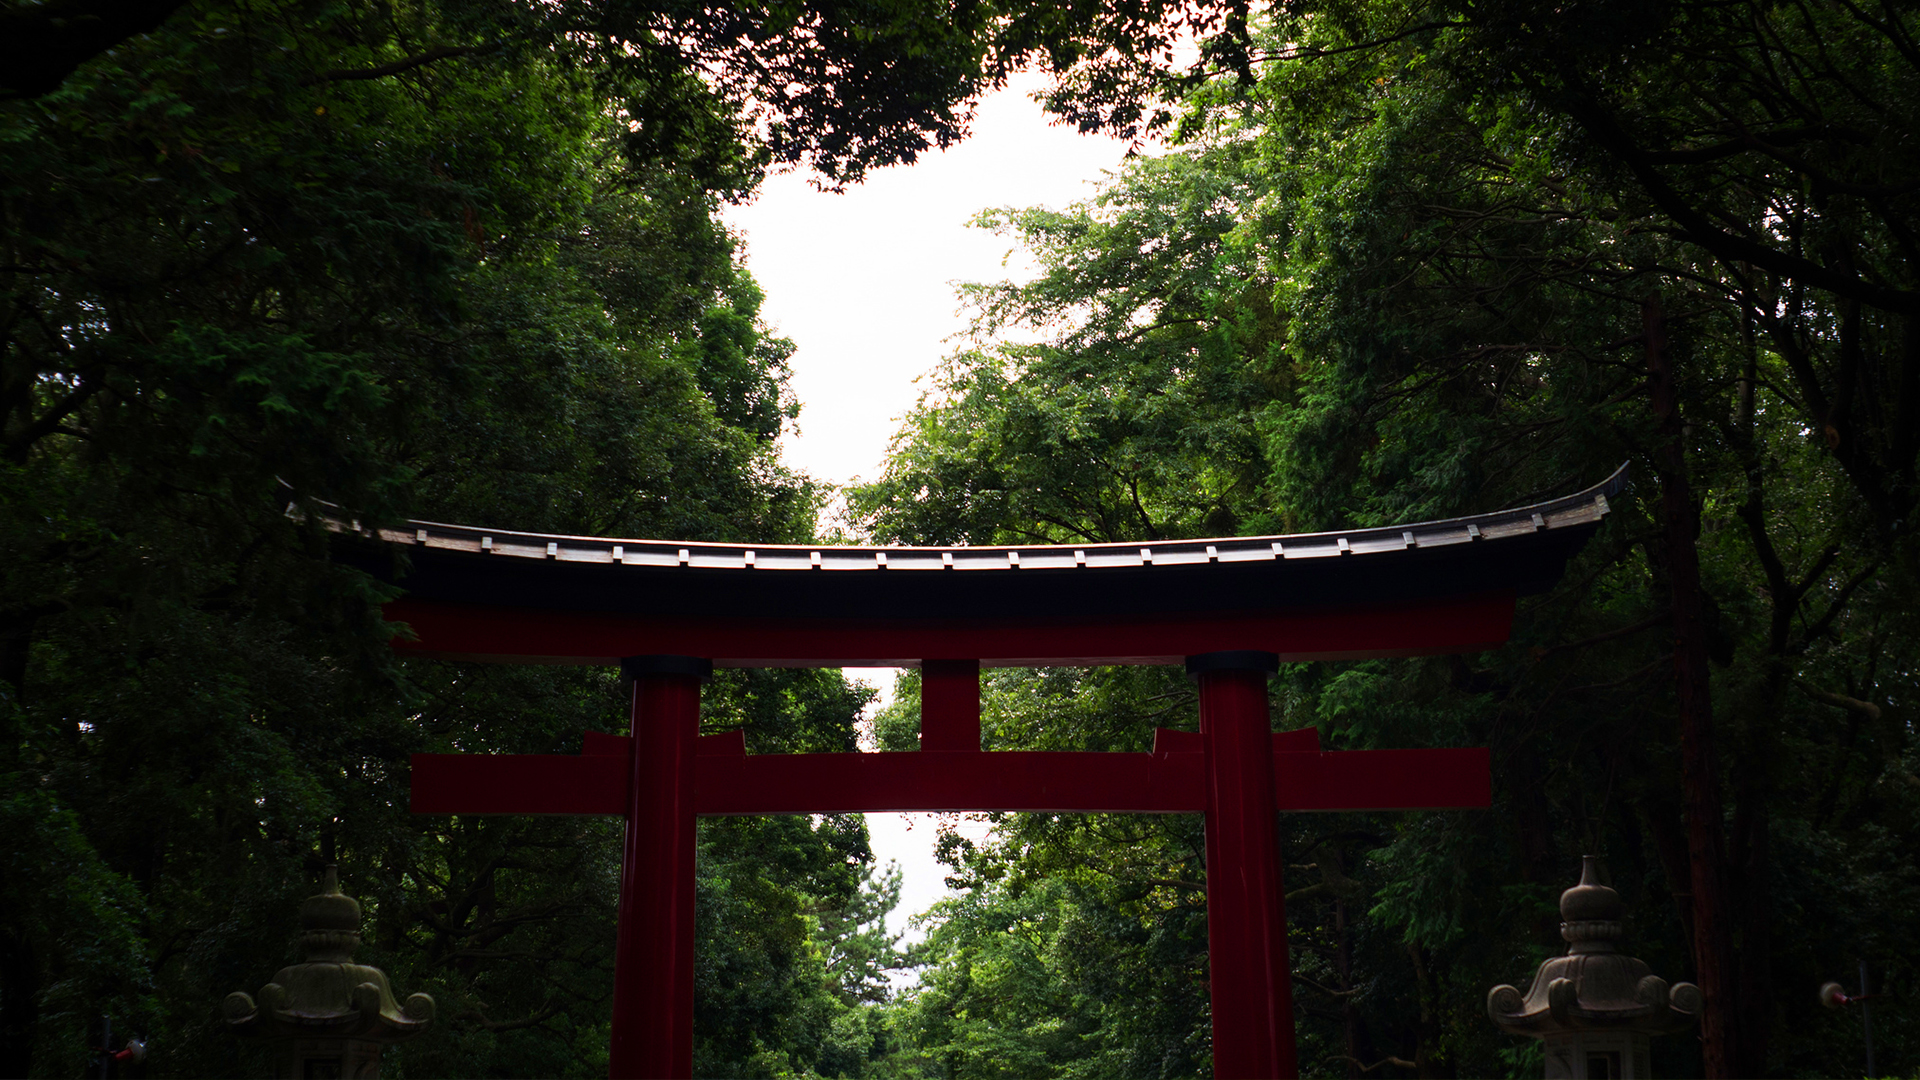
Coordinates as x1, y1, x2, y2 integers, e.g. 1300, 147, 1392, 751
352, 467, 1622, 1080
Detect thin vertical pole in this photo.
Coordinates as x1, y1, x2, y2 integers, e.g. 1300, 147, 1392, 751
1190, 650, 1296, 1080
1860, 960, 1875, 1080
610, 655, 709, 1080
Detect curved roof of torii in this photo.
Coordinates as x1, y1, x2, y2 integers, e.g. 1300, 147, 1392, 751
346, 465, 1626, 668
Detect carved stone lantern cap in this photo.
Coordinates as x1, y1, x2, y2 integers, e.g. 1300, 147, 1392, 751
223, 865, 434, 1044
1487, 857, 1702, 1037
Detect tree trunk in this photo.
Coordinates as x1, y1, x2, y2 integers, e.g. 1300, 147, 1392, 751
0, 928, 34, 1080
1731, 324, 1779, 1080
1337, 897, 1358, 1079
1645, 293, 1737, 1077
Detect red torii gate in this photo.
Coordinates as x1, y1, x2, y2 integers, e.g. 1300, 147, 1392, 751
356, 468, 1622, 1080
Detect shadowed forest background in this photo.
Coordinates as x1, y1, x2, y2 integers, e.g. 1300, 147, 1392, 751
2, 0, 1916, 1075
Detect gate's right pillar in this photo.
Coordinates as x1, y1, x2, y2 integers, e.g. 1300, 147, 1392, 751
1189, 650, 1297, 1080
611, 654, 710, 1080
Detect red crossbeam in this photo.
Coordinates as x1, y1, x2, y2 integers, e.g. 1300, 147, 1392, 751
409, 742, 1489, 816
383, 592, 1514, 667
371, 481, 1613, 1080
409, 702, 1493, 1080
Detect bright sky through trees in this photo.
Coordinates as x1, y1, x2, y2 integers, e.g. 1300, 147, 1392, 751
12, 0, 1918, 1068
725, 70, 1139, 491
721, 71, 1140, 948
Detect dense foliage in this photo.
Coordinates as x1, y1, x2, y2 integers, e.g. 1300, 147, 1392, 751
852, 2, 1919, 1076
0, 0, 953, 1073
6, 0, 1916, 1076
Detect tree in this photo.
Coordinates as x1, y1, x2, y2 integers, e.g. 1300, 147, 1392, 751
4, 0, 1307, 1071
1, 0, 1265, 192
856, 13, 1920, 1068
848, 146, 1286, 546
1199, 5, 1920, 1071
0, 0, 910, 1072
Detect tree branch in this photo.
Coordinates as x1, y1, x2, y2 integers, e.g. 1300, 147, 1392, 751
458, 1003, 566, 1032
1797, 682, 1881, 720
300, 43, 494, 86
1531, 613, 1666, 659
1795, 559, 1881, 648
1250, 20, 1461, 64
1550, 73, 1918, 313
5, 375, 102, 465
1334, 1054, 1419, 1073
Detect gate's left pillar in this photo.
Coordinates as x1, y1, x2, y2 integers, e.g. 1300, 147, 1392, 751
611, 655, 710, 1080
1190, 649, 1297, 1080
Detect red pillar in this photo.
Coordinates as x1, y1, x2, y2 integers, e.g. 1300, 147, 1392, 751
1190, 650, 1297, 1080
610, 655, 709, 1080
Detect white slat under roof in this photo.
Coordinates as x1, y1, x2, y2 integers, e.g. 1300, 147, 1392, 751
323, 466, 1624, 642
344, 464, 1622, 578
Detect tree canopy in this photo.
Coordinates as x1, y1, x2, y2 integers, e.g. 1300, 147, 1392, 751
0, 0, 918, 1072
852, 2, 1919, 1076
5, 0, 1917, 1076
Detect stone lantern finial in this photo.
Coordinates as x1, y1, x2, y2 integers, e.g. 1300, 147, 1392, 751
224, 865, 433, 1079
1487, 857, 1701, 1079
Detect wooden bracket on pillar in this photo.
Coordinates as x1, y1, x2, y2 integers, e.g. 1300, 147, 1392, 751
920, 659, 980, 753
619, 654, 714, 682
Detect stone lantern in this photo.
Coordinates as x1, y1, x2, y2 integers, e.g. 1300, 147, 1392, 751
1488, 857, 1701, 1079
224, 866, 433, 1079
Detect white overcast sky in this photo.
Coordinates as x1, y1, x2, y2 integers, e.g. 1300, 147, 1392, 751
718, 71, 1142, 951
722, 69, 1139, 493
